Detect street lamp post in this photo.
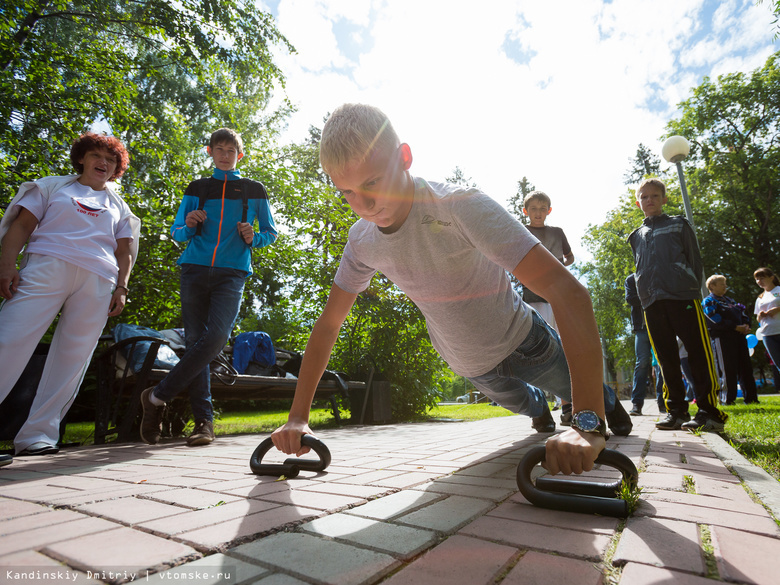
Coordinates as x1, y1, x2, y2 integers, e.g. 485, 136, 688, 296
661, 135, 708, 298
661, 136, 694, 230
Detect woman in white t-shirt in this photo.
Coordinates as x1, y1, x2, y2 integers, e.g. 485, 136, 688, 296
753, 267, 780, 371
0, 133, 140, 456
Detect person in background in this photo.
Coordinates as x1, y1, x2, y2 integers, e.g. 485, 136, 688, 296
703, 274, 758, 405
140, 127, 277, 447
521, 191, 575, 423
0, 132, 139, 456
628, 177, 726, 432
753, 267, 780, 375
624, 273, 652, 416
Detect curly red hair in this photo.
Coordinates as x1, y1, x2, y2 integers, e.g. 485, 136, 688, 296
70, 132, 129, 180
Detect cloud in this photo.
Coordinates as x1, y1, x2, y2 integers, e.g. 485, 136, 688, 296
269, 0, 778, 261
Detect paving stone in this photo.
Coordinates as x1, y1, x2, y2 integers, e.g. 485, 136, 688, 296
0, 549, 104, 583
459, 515, 612, 560
250, 574, 312, 585
487, 500, 618, 534
295, 482, 392, 499
0, 516, 119, 556
637, 499, 780, 535
0, 499, 54, 521
176, 505, 323, 550
255, 489, 366, 510
412, 480, 514, 501
138, 499, 280, 536
501, 550, 603, 585
42, 526, 196, 576
345, 490, 443, 520
395, 495, 495, 533
77, 496, 189, 525
370, 471, 444, 489
0, 508, 86, 536
299, 512, 438, 559
613, 517, 704, 573
643, 487, 769, 515
381, 534, 516, 585
231, 532, 399, 585
144, 552, 269, 584
711, 525, 780, 585
618, 562, 721, 584
143, 487, 242, 509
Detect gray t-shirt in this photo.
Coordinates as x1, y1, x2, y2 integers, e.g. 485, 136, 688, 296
334, 177, 540, 377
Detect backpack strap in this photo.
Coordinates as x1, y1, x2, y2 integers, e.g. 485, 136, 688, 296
192, 180, 209, 237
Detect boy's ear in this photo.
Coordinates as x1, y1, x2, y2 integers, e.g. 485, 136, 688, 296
237, 152, 244, 161
522, 208, 528, 216
206, 146, 212, 156
547, 207, 552, 215
634, 200, 640, 208
399, 143, 413, 170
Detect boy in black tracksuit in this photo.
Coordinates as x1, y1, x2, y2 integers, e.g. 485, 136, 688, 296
628, 178, 727, 431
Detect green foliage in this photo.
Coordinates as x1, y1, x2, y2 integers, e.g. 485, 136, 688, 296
665, 51, 780, 307
584, 51, 780, 376
507, 176, 536, 224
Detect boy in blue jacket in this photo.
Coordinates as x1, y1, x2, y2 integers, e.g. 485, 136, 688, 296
141, 128, 277, 446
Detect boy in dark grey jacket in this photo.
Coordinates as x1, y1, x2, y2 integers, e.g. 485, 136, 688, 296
628, 178, 726, 431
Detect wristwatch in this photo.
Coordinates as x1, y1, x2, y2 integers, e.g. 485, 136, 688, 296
571, 410, 609, 438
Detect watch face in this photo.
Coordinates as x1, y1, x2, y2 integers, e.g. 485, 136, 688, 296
573, 410, 600, 432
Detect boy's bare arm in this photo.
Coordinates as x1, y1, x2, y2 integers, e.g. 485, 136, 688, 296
512, 244, 606, 474
272, 283, 358, 455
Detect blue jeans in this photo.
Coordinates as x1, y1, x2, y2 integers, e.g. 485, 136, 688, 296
631, 329, 653, 409
154, 264, 246, 421
467, 310, 616, 418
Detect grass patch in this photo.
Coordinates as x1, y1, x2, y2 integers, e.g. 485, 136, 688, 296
422, 402, 519, 421
691, 395, 780, 482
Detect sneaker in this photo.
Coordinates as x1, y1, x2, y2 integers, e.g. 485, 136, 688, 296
629, 406, 642, 416
560, 403, 572, 426
186, 420, 215, 446
16, 442, 59, 456
606, 400, 633, 436
681, 416, 725, 432
140, 387, 164, 445
532, 403, 556, 433
655, 412, 691, 430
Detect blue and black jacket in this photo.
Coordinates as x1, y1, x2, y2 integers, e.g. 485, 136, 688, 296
171, 168, 277, 274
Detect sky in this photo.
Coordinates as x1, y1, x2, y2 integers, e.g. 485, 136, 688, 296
260, 0, 778, 263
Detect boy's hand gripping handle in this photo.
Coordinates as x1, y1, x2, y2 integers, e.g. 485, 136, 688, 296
250, 434, 332, 478
516, 445, 638, 518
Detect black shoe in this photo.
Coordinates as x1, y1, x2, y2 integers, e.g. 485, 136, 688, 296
681, 414, 725, 432
607, 400, 633, 436
532, 404, 556, 433
560, 402, 572, 426
629, 406, 642, 416
656, 412, 691, 430
140, 387, 165, 445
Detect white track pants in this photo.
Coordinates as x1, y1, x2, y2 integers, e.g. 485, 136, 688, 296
0, 254, 112, 452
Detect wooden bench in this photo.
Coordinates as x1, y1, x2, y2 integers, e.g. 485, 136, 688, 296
94, 336, 368, 444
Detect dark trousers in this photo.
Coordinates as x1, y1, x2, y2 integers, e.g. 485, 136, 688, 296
717, 334, 759, 404
644, 299, 726, 423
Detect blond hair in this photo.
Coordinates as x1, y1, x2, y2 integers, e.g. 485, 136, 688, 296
637, 177, 666, 197
706, 274, 727, 292
320, 104, 400, 175
523, 191, 551, 209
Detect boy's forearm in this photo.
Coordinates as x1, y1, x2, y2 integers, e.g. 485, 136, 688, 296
288, 320, 342, 422
549, 284, 605, 418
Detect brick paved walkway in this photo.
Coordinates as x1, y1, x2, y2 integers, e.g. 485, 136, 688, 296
1, 401, 778, 584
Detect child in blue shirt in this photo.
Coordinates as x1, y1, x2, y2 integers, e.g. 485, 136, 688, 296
141, 128, 277, 446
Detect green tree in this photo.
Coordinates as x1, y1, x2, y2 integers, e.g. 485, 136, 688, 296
0, 0, 294, 329
507, 176, 535, 224
665, 50, 780, 307
623, 144, 661, 185
445, 166, 478, 188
